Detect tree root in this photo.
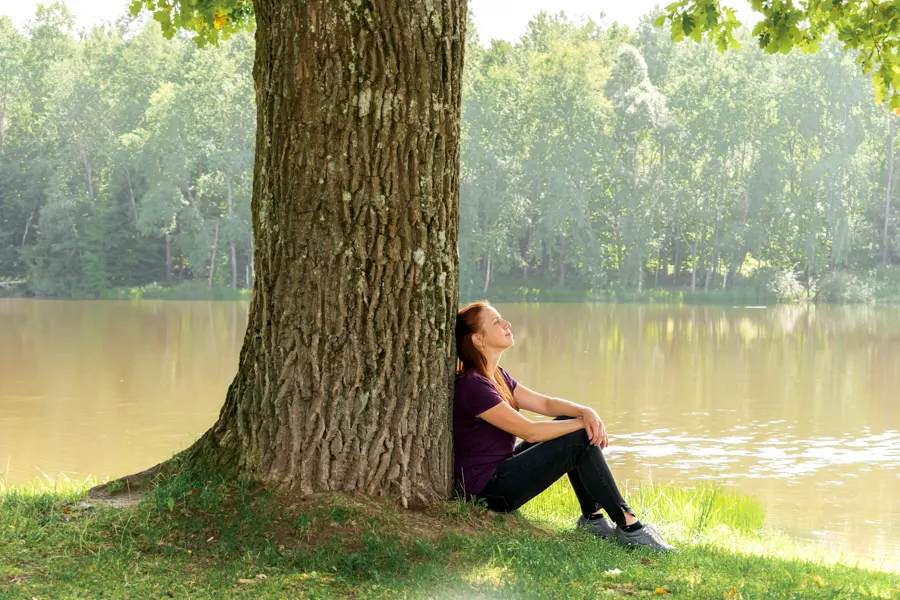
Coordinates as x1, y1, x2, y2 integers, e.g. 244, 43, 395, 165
86, 458, 179, 508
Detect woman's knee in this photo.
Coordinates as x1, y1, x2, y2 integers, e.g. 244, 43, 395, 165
559, 428, 591, 448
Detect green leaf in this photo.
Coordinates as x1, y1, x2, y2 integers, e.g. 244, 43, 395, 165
671, 19, 685, 42
654, 14, 668, 28
167, 497, 175, 511
682, 13, 696, 36
690, 25, 704, 42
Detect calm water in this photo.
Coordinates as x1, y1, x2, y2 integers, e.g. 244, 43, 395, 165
2, 299, 899, 560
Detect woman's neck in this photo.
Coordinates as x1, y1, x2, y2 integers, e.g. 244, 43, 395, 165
483, 349, 503, 375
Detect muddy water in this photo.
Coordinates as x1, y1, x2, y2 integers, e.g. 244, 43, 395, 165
1, 299, 898, 559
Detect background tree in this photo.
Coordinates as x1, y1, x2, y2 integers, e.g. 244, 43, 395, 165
6, 0, 900, 502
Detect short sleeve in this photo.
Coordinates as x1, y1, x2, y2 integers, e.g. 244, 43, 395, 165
459, 375, 503, 417
500, 368, 518, 393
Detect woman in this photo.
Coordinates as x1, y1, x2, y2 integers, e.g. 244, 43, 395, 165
454, 301, 674, 552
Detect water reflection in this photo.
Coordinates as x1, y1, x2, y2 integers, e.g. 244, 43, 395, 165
0, 299, 247, 484
497, 303, 900, 560
1, 300, 898, 560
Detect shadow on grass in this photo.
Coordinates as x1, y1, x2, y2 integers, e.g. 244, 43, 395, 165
2, 470, 898, 599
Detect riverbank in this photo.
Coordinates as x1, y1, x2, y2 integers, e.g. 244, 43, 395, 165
2, 472, 897, 599
6, 271, 900, 304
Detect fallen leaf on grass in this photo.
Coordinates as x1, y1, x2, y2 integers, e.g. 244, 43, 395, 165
237, 579, 255, 585
723, 586, 744, 600
810, 574, 825, 587
255, 574, 268, 580
654, 587, 670, 595
603, 569, 623, 577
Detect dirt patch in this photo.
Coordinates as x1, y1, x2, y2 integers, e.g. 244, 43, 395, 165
264, 491, 536, 554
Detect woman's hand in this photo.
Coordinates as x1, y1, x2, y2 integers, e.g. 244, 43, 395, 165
580, 408, 608, 448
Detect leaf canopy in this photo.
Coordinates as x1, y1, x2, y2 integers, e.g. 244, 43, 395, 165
656, 1, 900, 109
128, 0, 253, 47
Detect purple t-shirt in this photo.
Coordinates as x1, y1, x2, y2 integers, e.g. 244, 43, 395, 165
453, 367, 518, 499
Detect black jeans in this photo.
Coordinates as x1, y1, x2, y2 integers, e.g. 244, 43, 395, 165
474, 417, 634, 526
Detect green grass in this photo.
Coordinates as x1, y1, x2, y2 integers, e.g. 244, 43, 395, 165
2, 472, 898, 599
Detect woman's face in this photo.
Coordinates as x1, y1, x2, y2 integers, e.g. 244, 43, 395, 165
476, 306, 514, 351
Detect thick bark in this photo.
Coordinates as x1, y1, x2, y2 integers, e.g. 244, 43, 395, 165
186, 0, 464, 505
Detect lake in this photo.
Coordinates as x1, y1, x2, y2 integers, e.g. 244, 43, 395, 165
1, 299, 898, 561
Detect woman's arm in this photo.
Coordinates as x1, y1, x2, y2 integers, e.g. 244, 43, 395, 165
477, 400, 585, 444
513, 384, 608, 448
514, 384, 584, 418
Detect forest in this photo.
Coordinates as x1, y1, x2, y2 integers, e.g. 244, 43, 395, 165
1, 3, 899, 303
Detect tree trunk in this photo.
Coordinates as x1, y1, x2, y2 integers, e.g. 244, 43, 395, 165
691, 219, 700, 292
182, 0, 464, 505
77, 135, 95, 203
705, 206, 721, 292
0, 91, 7, 149
165, 233, 172, 282
885, 117, 896, 266
21, 212, 33, 247
226, 170, 238, 290
655, 243, 662, 287
559, 232, 566, 287
126, 172, 140, 227
614, 196, 623, 273
482, 254, 491, 296
673, 225, 680, 286
209, 219, 219, 289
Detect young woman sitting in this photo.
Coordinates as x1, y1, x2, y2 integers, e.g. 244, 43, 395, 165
454, 301, 674, 552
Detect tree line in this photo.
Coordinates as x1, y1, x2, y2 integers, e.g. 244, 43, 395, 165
1, 4, 899, 302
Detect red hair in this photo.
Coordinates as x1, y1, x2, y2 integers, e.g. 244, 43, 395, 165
456, 301, 519, 410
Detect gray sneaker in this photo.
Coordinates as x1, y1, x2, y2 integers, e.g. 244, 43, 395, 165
614, 523, 676, 552
576, 514, 617, 538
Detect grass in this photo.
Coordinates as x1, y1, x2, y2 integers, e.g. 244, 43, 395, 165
1, 471, 898, 599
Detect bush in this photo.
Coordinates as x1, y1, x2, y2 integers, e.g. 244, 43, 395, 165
816, 271, 876, 304
874, 265, 900, 303
102, 281, 251, 301
765, 269, 806, 302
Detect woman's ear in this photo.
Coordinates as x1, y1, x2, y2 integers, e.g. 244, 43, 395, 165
472, 332, 483, 348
